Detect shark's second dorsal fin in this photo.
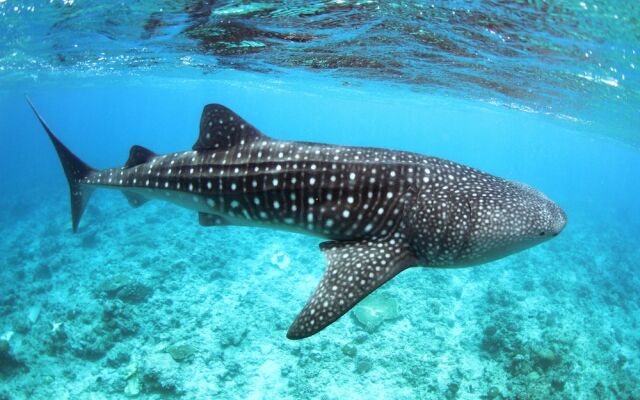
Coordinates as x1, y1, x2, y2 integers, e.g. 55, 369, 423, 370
125, 145, 156, 168
193, 104, 267, 151
286, 238, 418, 339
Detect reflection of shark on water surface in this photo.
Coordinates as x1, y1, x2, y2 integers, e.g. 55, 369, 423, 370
28, 99, 566, 339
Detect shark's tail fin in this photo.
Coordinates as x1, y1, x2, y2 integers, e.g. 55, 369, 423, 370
27, 97, 96, 233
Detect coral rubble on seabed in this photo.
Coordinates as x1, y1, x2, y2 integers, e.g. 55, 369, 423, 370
0, 190, 638, 399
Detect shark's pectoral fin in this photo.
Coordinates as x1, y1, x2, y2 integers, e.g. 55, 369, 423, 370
198, 212, 230, 226
193, 104, 270, 151
286, 238, 418, 339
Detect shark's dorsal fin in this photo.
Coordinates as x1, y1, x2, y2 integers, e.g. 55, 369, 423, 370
125, 145, 156, 168
193, 104, 267, 151
286, 238, 418, 339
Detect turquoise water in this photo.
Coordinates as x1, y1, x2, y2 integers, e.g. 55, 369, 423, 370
1, 1, 639, 399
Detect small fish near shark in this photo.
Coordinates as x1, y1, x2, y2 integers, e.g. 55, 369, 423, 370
27, 98, 567, 339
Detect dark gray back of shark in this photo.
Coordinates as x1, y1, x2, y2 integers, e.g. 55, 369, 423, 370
29, 99, 567, 339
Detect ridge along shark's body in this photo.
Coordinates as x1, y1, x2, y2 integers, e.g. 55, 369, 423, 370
28, 99, 567, 339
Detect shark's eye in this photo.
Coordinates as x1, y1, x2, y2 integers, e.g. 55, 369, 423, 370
539, 231, 545, 236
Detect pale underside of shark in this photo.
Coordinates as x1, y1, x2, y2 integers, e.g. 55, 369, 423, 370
28, 99, 566, 339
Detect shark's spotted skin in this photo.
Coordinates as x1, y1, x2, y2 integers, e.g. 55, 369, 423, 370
87, 141, 418, 240
28, 99, 567, 339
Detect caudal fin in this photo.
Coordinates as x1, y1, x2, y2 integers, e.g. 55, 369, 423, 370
26, 97, 96, 233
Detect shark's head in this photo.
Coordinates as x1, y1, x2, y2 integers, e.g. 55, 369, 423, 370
406, 179, 567, 267
462, 181, 567, 264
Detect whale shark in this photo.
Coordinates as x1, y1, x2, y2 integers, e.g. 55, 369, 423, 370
27, 99, 567, 339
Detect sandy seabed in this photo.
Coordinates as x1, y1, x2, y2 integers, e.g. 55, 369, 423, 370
0, 188, 638, 400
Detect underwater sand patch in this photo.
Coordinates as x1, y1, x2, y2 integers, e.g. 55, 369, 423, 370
353, 292, 399, 332
271, 251, 291, 270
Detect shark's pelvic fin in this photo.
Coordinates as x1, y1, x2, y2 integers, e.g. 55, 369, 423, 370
122, 191, 148, 208
26, 97, 96, 233
125, 145, 156, 168
287, 238, 418, 339
193, 104, 269, 151
198, 212, 230, 226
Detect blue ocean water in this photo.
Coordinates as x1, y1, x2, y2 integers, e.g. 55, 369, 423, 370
1, 1, 639, 399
